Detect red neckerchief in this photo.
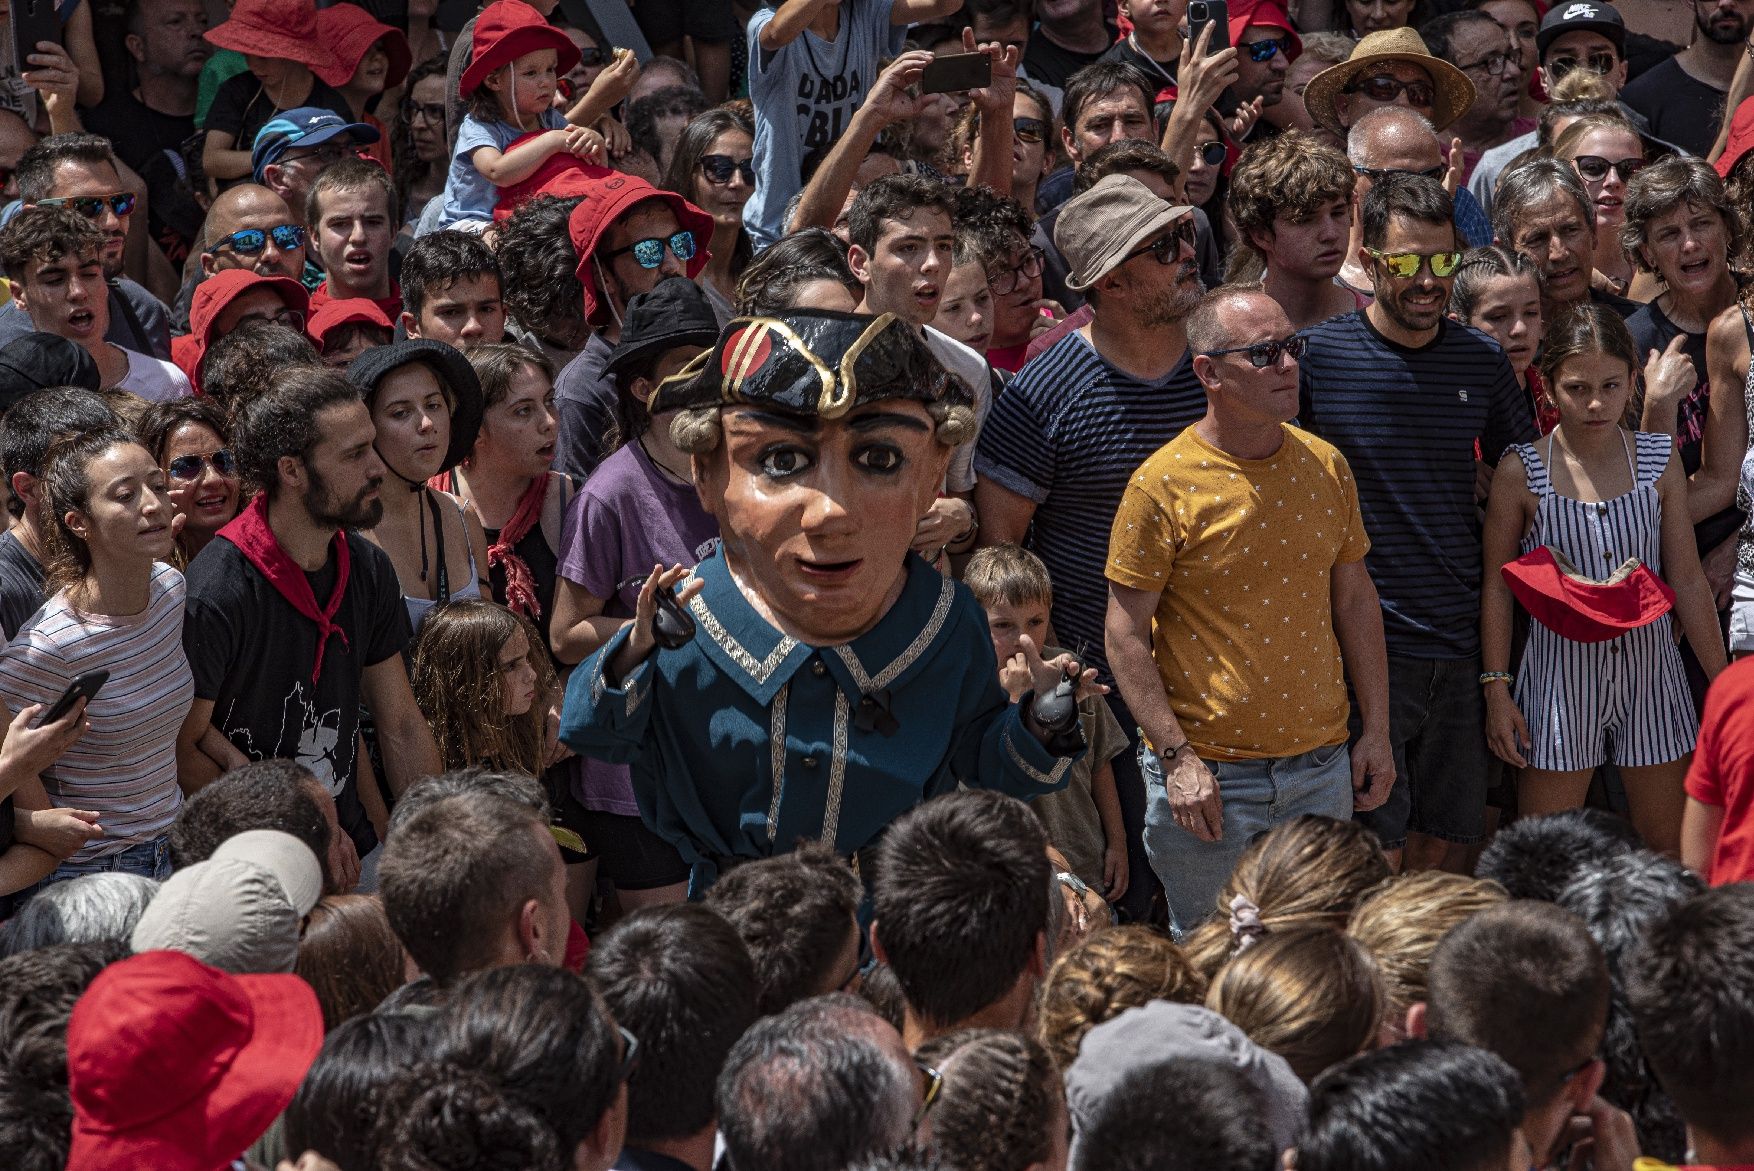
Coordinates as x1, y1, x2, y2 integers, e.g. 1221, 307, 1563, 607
217, 494, 352, 684
431, 470, 549, 618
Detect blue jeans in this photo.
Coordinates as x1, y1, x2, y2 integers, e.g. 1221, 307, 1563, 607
1142, 742, 1353, 934
44, 835, 171, 887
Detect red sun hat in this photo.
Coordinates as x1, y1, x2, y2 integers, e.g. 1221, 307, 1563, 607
1501, 545, 1676, 643
461, 0, 581, 98
308, 296, 394, 347
567, 173, 713, 326
204, 0, 340, 79
176, 269, 312, 390
1228, 0, 1302, 61
314, 3, 413, 91
66, 950, 325, 1171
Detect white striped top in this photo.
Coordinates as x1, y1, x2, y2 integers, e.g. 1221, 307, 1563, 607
0, 561, 193, 862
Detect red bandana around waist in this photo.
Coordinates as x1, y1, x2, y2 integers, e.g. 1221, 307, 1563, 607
217, 495, 352, 683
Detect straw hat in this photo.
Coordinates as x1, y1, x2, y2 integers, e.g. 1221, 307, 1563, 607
1301, 28, 1476, 136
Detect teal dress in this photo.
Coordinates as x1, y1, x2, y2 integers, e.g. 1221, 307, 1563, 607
560, 549, 1078, 892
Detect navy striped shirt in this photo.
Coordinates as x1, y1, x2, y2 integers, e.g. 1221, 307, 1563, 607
975, 330, 1206, 679
1298, 311, 1535, 660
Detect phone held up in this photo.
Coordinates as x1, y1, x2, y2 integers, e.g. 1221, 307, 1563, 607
1187, 0, 1231, 52
919, 52, 992, 96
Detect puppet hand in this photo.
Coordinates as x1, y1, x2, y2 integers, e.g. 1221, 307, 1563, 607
623, 563, 701, 665
999, 651, 1033, 703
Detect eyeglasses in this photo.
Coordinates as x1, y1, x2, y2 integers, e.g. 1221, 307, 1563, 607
212, 224, 306, 256
278, 143, 355, 169
1457, 49, 1513, 76
1123, 218, 1200, 265
235, 305, 307, 330
699, 154, 755, 185
38, 191, 136, 219
167, 449, 237, 481
616, 1026, 641, 1084
407, 100, 445, 125
1367, 248, 1463, 278
1013, 116, 1048, 144
1547, 50, 1616, 77
912, 1060, 943, 1131
1343, 74, 1436, 107
1352, 163, 1447, 183
988, 245, 1045, 296
1202, 333, 1308, 367
1242, 34, 1293, 62
1573, 154, 1647, 183
606, 230, 697, 269
1194, 139, 1228, 167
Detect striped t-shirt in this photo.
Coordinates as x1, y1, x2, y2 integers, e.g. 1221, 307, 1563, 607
1298, 311, 1536, 660
975, 329, 1206, 680
0, 561, 193, 862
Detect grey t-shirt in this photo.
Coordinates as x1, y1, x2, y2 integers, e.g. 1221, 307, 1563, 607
0, 529, 45, 641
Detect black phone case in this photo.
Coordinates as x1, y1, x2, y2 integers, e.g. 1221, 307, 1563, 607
920, 54, 992, 95
11, 0, 62, 71
1188, 0, 1231, 52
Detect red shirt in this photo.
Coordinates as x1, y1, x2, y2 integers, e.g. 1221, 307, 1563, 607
1686, 656, 1754, 885
308, 280, 402, 323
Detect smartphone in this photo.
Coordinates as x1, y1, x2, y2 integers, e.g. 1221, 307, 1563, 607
920, 52, 992, 95
11, 0, 63, 67
1187, 0, 1231, 53
35, 670, 107, 728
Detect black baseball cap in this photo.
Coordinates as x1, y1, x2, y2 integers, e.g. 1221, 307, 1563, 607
1538, 1, 1626, 57
0, 332, 100, 417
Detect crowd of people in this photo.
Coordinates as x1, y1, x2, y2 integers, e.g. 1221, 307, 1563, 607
3, 0, 1754, 1166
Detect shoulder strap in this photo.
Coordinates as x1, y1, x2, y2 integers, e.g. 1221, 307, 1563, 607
424, 488, 450, 604
1518, 441, 1551, 496
108, 280, 153, 355
1741, 302, 1753, 350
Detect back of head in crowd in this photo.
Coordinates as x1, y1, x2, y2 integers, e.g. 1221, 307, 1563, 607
913, 1028, 1066, 1171
1473, 809, 1640, 901
385, 765, 550, 836
872, 790, 1050, 1040
1421, 902, 1610, 1164
1346, 871, 1507, 1036
284, 1009, 437, 1170
200, 321, 322, 413
588, 904, 759, 1158
0, 386, 116, 521
1628, 884, 1754, 1163
1295, 1041, 1529, 1171
1036, 924, 1207, 1070
379, 787, 568, 982
169, 759, 334, 889
717, 994, 916, 1171
734, 225, 859, 316
0, 874, 156, 958
1077, 1058, 1276, 1171
705, 842, 862, 1016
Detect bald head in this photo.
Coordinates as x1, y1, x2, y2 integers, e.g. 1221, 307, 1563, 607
1348, 106, 1444, 173
1187, 285, 1285, 355
200, 184, 305, 279
0, 110, 36, 197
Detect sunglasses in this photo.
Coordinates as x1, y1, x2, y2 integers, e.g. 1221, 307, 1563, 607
913, 1060, 943, 1131
616, 1026, 640, 1083
576, 45, 609, 67
700, 154, 756, 185
212, 224, 306, 255
1352, 163, 1447, 183
1124, 217, 1200, 265
1013, 116, 1047, 144
607, 230, 697, 269
1194, 139, 1228, 167
1548, 50, 1616, 77
407, 100, 445, 125
38, 191, 136, 219
1368, 248, 1463, 278
1242, 34, 1293, 62
1344, 74, 1436, 107
1573, 154, 1646, 183
167, 449, 237, 481
989, 245, 1045, 296
1203, 333, 1308, 367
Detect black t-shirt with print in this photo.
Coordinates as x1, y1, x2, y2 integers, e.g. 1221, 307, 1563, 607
201, 69, 355, 153
183, 531, 411, 856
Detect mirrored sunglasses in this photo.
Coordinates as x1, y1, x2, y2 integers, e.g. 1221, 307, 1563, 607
167, 449, 237, 481
1203, 334, 1308, 367
1244, 34, 1293, 62
1344, 74, 1436, 107
1368, 248, 1463, 278
700, 154, 756, 185
39, 191, 136, 219
609, 230, 697, 270
1549, 51, 1616, 77
1573, 154, 1646, 183
1012, 116, 1047, 144
213, 224, 306, 255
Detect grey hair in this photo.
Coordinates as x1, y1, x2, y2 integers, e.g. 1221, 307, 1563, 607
0, 873, 159, 957
1492, 158, 1596, 246
671, 401, 978, 455
387, 766, 550, 838
1347, 106, 1439, 167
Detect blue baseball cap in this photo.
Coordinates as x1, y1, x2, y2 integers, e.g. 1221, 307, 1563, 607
251, 108, 379, 182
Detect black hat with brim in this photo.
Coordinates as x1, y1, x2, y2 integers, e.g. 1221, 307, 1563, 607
605, 276, 722, 385
346, 339, 485, 471
649, 310, 966, 419
0, 332, 100, 416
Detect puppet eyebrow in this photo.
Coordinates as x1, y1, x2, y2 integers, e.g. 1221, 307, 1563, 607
733, 409, 819, 434
846, 411, 931, 433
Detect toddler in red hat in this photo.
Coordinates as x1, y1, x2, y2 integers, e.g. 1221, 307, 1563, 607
438, 0, 610, 230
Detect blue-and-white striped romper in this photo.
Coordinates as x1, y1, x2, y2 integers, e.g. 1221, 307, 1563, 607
1511, 429, 1698, 772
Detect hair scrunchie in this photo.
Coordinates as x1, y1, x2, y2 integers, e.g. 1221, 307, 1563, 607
1229, 893, 1266, 953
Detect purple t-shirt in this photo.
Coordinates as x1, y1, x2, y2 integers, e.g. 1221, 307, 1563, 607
557, 439, 720, 814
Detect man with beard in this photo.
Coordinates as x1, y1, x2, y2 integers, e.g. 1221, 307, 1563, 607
1620, 0, 1754, 155
1422, 11, 1531, 181
1298, 173, 1535, 875
976, 174, 1207, 920
1106, 285, 1393, 930
0, 134, 172, 358
178, 366, 441, 892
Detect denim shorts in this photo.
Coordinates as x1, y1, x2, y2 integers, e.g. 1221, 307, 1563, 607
44, 834, 171, 887
1353, 655, 1490, 850
1141, 740, 1353, 934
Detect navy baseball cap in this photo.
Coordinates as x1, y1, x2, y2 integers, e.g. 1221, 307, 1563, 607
251, 107, 379, 182
1537, 1, 1626, 57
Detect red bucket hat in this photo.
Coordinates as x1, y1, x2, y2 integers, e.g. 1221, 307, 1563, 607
567, 174, 713, 326
66, 950, 324, 1171
204, 0, 339, 79
176, 269, 312, 389
1501, 545, 1675, 643
314, 3, 413, 91
461, 0, 581, 98
308, 295, 393, 347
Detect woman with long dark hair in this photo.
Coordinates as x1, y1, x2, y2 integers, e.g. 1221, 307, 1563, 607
661, 107, 755, 321
392, 55, 452, 234
136, 398, 242, 566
